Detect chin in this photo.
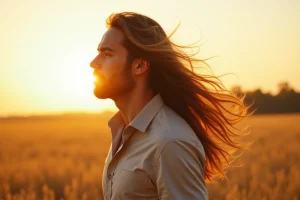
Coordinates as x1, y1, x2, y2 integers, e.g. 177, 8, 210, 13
93, 88, 109, 99
93, 82, 134, 100
93, 85, 116, 99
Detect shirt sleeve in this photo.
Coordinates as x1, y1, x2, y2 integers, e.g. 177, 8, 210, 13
156, 139, 208, 200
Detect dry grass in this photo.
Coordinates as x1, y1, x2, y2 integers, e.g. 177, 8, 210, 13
0, 113, 299, 200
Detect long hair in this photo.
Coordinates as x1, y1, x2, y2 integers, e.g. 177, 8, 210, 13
106, 12, 254, 182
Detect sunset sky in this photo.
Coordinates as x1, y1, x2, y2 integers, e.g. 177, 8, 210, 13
1, 0, 299, 117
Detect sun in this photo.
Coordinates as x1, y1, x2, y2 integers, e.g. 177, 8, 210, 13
58, 52, 96, 100
51, 48, 116, 112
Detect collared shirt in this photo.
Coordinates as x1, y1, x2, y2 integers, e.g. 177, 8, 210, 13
102, 93, 208, 200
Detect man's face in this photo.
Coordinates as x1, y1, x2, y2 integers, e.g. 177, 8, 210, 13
90, 27, 135, 100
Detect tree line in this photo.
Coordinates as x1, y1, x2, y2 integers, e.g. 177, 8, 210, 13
231, 81, 300, 114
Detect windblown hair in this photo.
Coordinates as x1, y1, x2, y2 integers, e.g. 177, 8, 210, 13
106, 12, 254, 182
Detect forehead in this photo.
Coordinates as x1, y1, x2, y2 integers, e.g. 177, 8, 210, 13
98, 27, 126, 50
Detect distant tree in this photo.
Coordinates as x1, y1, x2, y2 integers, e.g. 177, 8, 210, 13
238, 81, 300, 114
277, 81, 294, 96
231, 85, 244, 97
252, 89, 264, 96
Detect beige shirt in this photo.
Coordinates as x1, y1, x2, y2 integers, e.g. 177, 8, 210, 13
102, 93, 208, 200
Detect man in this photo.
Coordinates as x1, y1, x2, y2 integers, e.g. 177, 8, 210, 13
90, 12, 250, 200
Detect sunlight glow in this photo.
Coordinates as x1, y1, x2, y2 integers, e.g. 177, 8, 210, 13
59, 58, 95, 99
0, 0, 299, 116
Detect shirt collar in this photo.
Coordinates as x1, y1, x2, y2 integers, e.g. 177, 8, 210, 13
108, 93, 165, 132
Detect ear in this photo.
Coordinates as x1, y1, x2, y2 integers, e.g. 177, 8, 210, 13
132, 58, 150, 76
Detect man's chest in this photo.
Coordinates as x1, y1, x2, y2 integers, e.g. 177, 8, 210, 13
102, 134, 158, 200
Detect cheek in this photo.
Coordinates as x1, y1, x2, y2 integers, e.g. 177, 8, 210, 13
102, 57, 128, 79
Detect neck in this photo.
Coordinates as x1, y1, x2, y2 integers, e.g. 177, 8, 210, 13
113, 86, 155, 126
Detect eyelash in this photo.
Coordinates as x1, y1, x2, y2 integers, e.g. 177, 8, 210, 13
99, 51, 111, 57
104, 52, 111, 57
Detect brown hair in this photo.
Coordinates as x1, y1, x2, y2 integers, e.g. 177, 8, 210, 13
106, 12, 254, 182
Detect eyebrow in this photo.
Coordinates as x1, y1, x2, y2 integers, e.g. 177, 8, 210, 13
97, 46, 115, 53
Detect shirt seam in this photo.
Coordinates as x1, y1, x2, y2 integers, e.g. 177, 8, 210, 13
154, 137, 206, 198
155, 137, 200, 172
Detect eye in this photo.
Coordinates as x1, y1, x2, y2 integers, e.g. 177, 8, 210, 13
103, 51, 112, 57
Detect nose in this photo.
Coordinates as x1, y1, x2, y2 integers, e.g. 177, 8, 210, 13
90, 59, 96, 69
90, 55, 102, 69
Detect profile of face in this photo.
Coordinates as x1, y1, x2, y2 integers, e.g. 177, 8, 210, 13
90, 27, 135, 100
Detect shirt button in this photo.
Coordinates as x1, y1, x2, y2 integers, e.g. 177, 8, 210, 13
108, 173, 113, 180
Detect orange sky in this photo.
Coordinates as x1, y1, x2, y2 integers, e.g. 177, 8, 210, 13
1, 0, 299, 117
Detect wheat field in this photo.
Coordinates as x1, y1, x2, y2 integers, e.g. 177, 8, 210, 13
0, 113, 299, 200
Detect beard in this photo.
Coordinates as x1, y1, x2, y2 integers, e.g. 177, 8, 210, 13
93, 63, 135, 100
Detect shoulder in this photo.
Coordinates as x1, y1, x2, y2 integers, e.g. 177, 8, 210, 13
147, 105, 205, 160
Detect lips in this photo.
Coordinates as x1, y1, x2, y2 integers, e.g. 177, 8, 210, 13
93, 71, 99, 78
93, 76, 101, 84
93, 71, 103, 85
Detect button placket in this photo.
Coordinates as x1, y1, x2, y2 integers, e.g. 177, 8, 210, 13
106, 126, 136, 199
106, 147, 122, 200
114, 126, 136, 156
108, 172, 114, 180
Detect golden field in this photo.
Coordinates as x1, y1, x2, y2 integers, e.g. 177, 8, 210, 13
0, 113, 299, 200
